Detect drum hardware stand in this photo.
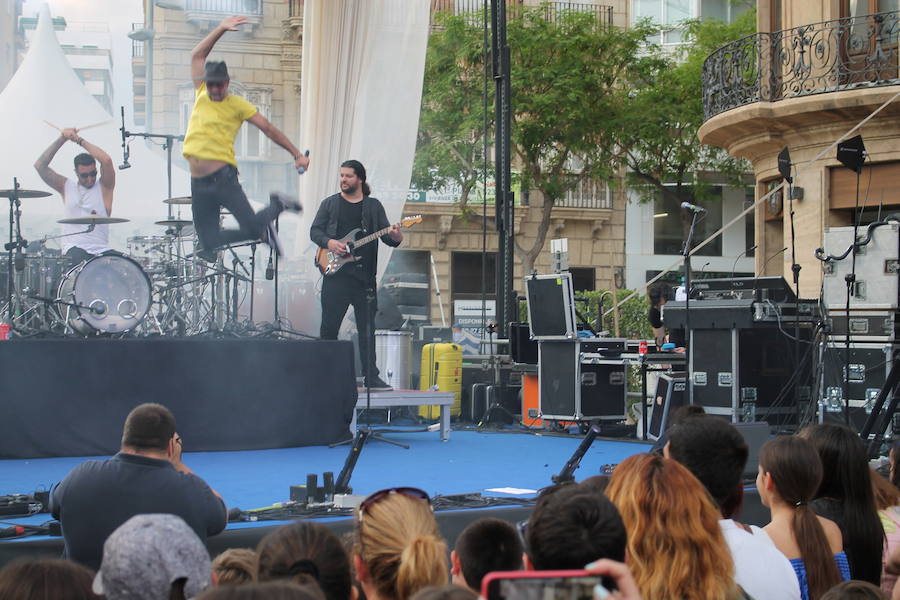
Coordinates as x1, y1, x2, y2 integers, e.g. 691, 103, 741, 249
5, 178, 27, 324
119, 108, 184, 220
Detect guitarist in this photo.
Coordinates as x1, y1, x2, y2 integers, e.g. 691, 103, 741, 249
310, 160, 402, 391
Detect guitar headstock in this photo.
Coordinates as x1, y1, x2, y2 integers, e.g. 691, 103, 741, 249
401, 215, 423, 228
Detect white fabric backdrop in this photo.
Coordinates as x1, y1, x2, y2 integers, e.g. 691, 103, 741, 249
296, 0, 430, 285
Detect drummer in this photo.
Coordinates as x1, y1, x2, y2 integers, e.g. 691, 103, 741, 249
34, 127, 115, 265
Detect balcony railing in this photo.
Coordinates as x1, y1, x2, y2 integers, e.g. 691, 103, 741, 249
702, 10, 900, 120
431, 1, 613, 29
184, 0, 262, 16
556, 178, 612, 209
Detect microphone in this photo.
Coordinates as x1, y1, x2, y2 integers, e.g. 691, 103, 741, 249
697, 262, 711, 279
119, 106, 131, 170
265, 255, 274, 280
14, 248, 24, 272
0, 526, 26, 539
731, 243, 758, 280
681, 202, 707, 214
296, 149, 310, 175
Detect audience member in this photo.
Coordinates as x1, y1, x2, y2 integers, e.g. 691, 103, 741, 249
212, 548, 257, 587
353, 487, 448, 600
410, 584, 478, 600
0, 558, 98, 600
257, 521, 352, 600
666, 415, 801, 600
49, 403, 227, 570
92, 513, 212, 600
871, 471, 900, 598
756, 435, 848, 600
525, 482, 626, 570
649, 404, 705, 455
198, 581, 325, 600
820, 580, 887, 600
606, 453, 743, 600
800, 424, 884, 585
450, 518, 522, 594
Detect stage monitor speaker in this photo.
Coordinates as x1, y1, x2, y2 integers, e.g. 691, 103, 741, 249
647, 373, 686, 441
509, 321, 538, 364
525, 273, 576, 340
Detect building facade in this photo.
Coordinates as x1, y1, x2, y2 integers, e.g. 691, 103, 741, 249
0, 0, 22, 92
698, 0, 900, 298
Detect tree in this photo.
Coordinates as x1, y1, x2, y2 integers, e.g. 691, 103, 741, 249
413, 13, 493, 210
415, 5, 656, 274
615, 10, 756, 233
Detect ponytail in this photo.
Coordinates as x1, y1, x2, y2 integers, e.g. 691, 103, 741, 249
793, 503, 842, 600
396, 536, 449, 600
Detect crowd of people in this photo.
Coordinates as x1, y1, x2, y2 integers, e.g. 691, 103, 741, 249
3, 405, 900, 600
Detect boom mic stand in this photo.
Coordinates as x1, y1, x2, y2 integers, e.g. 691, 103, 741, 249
681, 205, 702, 404
779, 147, 804, 427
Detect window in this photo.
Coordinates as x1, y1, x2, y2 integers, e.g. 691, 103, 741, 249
451, 252, 496, 298
652, 186, 724, 256
701, 0, 752, 23
634, 0, 692, 44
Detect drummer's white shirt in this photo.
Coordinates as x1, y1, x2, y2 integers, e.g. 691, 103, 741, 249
61, 178, 110, 255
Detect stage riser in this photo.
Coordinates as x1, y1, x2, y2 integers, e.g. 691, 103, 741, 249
0, 339, 357, 458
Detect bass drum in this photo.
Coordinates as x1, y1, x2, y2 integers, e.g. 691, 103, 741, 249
57, 254, 151, 335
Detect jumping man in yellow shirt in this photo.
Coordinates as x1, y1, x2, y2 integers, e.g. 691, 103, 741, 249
183, 15, 310, 262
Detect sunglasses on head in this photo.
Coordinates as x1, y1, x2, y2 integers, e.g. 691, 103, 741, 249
77, 170, 98, 179
358, 487, 430, 516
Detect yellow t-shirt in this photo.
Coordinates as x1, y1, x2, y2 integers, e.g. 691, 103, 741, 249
182, 83, 257, 167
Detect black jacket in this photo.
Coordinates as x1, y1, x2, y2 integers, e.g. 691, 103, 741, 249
310, 193, 401, 282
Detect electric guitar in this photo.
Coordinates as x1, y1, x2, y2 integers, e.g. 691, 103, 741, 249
315, 215, 422, 276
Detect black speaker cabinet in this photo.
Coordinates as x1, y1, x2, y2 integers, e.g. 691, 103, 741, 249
647, 373, 686, 441
539, 341, 627, 421
690, 326, 813, 427
509, 322, 538, 364
526, 273, 576, 340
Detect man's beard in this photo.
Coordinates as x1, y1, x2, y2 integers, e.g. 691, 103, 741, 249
341, 182, 358, 194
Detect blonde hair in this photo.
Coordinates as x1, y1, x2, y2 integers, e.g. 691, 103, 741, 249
354, 493, 448, 600
606, 454, 738, 600
212, 548, 258, 586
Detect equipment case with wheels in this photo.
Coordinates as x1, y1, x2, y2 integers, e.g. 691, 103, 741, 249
419, 342, 462, 419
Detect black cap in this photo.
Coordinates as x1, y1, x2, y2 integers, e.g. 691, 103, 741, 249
201, 60, 229, 83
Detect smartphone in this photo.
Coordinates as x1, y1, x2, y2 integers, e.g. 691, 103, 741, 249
482, 569, 614, 600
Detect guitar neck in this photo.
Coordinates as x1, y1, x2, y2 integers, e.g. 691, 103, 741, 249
353, 224, 397, 248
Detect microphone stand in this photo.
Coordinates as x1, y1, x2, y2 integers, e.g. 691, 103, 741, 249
681, 208, 701, 404
119, 107, 185, 220
784, 168, 804, 427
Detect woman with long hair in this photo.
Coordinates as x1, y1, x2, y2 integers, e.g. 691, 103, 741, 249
800, 424, 885, 585
606, 453, 743, 600
756, 435, 848, 600
352, 487, 448, 600
256, 522, 353, 600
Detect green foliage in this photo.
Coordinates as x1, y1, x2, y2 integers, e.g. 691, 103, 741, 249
577, 289, 652, 340
619, 10, 757, 206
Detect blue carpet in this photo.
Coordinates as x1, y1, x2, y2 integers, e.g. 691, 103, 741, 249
1, 430, 650, 529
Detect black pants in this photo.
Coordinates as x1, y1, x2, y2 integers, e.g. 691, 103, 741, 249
191, 165, 279, 251
320, 274, 379, 378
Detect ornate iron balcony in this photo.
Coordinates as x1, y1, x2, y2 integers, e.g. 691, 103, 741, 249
702, 10, 900, 120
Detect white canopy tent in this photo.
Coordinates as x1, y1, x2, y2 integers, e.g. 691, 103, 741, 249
0, 4, 190, 253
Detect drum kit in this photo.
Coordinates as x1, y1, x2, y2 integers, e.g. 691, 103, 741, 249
0, 182, 265, 337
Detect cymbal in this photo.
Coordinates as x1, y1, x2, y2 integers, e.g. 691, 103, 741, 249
163, 196, 192, 205
0, 189, 52, 199
58, 216, 130, 225
155, 219, 193, 228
